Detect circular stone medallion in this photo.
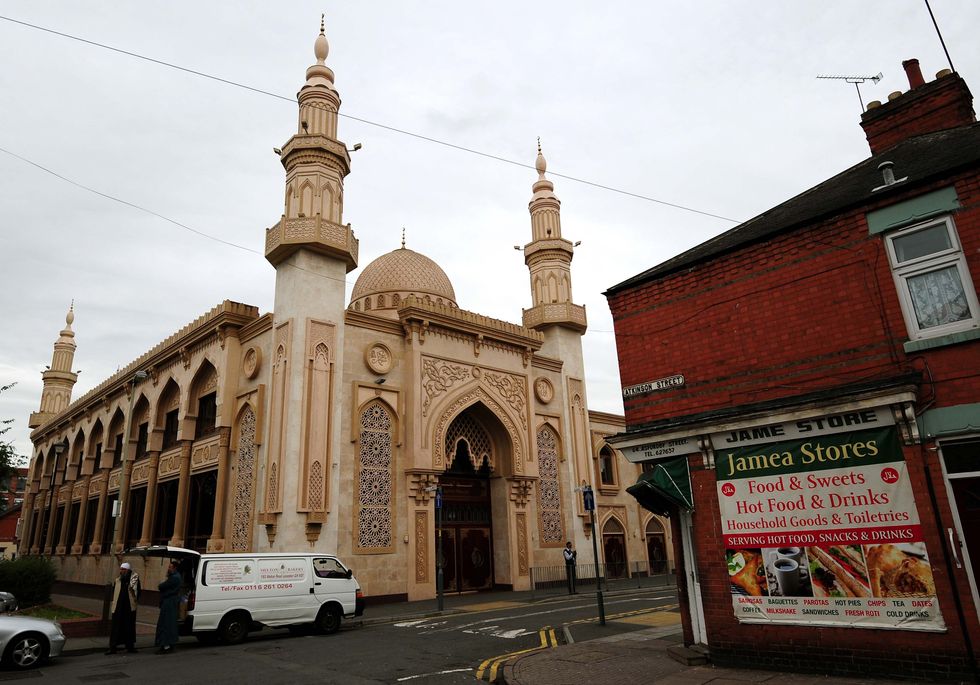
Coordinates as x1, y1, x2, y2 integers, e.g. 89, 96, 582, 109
365, 343, 393, 375
243, 347, 262, 379
534, 377, 554, 404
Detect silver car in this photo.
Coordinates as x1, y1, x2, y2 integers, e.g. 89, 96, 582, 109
0, 616, 66, 669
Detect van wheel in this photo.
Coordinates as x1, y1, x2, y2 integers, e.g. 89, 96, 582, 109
316, 606, 341, 635
218, 612, 250, 645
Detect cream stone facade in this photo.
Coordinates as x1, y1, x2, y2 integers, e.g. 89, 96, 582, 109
20, 22, 672, 599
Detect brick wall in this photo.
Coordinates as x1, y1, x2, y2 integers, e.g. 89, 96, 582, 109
608, 169, 980, 430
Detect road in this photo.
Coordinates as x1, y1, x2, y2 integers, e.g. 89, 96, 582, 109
10, 588, 679, 684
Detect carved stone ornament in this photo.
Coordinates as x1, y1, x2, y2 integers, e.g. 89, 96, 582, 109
365, 343, 393, 375
242, 347, 262, 380
534, 377, 554, 404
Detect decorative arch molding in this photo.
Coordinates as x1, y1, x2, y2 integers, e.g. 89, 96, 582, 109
599, 510, 627, 534
643, 513, 666, 535
431, 387, 524, 475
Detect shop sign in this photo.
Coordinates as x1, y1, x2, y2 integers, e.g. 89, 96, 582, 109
621, 436, 700, 462
710, 407, 893, 449
716, 426, 945, 631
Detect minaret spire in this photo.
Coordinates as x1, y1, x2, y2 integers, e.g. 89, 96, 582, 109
29, 303, 80, 428
521, 142, 586, 333
264, 16, 357, 272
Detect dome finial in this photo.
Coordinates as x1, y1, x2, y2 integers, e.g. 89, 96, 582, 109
535, 138, 547, 178
401, 227, 406, 249
65, 300, 74, 328
314, 14, 329, 65
320, 13, 325, 34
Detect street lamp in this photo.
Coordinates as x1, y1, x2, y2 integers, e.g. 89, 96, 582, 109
112, 370, 148, 555
424, 484, 444, 611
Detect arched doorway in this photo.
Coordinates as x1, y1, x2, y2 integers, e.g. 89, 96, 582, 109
602, 518, 628, 579
645, 517, 667, 574
438, 408, 497, 593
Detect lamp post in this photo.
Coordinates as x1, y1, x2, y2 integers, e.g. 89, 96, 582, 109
582, 485, 606, 626
425, 484, 444, 611
111, 370, 148, 555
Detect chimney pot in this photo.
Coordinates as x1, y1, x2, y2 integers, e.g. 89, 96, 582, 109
936, 69, 953, 79
866, 100, 882, 110
887, 91, 903, 102
902, 58, 926, 89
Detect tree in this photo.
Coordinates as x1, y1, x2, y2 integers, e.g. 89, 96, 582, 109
0, 383, 23, 513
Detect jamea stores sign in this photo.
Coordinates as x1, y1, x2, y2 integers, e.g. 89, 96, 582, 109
716, 414, 944, 632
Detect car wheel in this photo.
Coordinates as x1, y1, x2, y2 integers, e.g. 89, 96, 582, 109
218, 612, 250, 645
5, 632, 48, 669
316, 606, 341, 635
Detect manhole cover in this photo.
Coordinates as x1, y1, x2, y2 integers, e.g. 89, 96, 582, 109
77, 674, 130, 682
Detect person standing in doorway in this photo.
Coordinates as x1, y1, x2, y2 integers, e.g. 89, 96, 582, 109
564, 541, 577, 594
106, 562, 141, 654
155, 561, 182, 654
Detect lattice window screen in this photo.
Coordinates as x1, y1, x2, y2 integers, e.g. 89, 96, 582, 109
536, 426, 564, 544
355, 403, 394, 551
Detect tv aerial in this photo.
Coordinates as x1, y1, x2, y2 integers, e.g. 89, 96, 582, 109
816, 72, 883, 110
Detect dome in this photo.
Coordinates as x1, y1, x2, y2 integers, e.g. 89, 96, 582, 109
350, 247, 457, 314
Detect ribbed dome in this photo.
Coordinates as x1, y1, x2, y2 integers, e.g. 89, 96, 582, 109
350, 247, 457, 313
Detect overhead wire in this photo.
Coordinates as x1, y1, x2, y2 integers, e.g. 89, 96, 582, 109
0, 14, 742, 224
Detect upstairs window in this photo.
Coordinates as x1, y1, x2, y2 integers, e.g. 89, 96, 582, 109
112, 433, 124, 468
135, 422, 149, 460
598, 445, 618, 487
195, 392, 218, 440
162, 409, 179, 449
885, 217, 980, 340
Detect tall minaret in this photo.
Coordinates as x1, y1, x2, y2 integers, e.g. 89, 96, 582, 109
522, 142, 587, 336
259, 17, 357, 551
521, 144, 595, 530
29, 304, 79, 429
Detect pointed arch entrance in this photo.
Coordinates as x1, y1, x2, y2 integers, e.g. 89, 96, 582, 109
437, 403, 509, 593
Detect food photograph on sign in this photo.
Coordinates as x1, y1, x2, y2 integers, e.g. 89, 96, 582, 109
716, 417, 946, 631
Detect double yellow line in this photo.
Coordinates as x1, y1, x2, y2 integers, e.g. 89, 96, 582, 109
475, 627, 559, 682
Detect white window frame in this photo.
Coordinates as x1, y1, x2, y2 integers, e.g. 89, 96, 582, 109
884, 216, 980, 341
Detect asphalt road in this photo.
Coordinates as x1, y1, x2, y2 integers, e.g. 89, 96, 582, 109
5, 588, 679, 684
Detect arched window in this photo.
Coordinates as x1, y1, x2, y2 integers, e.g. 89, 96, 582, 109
602, 517, 628, 579
645, 517, 668, 574
598, 445, 617, 487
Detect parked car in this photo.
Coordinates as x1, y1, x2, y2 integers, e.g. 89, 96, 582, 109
0, 593, 17, 613
0, 616, 66, 669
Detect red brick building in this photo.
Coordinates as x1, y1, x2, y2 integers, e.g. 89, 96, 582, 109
606, 60, 980, 681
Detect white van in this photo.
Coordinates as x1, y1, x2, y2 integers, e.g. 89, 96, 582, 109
128, 546, 364, 644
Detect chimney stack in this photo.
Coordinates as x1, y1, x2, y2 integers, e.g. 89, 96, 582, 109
860, 59, 975, 155
902, 59, 925, 89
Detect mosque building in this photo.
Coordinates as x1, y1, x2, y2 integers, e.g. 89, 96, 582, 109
19, 22, 670, 599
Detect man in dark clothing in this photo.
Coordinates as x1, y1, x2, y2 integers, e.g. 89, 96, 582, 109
155, 561, 182, 654
564, 541, 577, 594
106, 562, 141, 654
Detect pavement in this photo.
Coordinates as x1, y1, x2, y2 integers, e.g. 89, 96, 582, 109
50, 589, 929, 684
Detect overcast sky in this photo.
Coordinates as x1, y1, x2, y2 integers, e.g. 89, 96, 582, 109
2, 2, 978, 461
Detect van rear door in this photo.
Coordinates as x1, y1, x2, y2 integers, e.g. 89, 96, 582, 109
125, 545, 201, 630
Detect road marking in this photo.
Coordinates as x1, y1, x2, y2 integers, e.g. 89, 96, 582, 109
475, 627, 564, 682
458, 600, 523, 611
565, 603, 680, 627
614, 611, 681, 627
462, 626, 536, 639
396, 667, 473, 681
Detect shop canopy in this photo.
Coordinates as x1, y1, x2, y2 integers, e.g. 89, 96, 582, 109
626, 457, 693, 516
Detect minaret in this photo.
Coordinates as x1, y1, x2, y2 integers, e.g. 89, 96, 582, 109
521, 144, 595, 532
29, 304, 79, 429
259, 18, 356, 551
264, 14, 357, 270
522, 141, 587, 335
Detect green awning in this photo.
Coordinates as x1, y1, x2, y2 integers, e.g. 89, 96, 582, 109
626, 457, 693, 516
